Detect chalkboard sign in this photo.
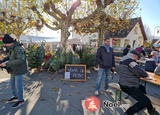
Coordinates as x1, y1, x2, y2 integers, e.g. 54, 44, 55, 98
64, 64, 86, 81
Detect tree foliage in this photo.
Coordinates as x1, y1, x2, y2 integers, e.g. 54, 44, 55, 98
0, 0, 140, 48
0, 1, 39, 38
26, 0, 140, 48
74, 0, 140, 46
26, 42, 45, 69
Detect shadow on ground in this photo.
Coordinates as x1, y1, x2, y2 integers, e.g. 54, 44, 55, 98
0, 69, 159, 115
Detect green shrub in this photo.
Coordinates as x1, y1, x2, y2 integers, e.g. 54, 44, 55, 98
43, 45, 97, 72
72, 54, 80, 64
43, 46, 81, 72
26, 42, 45, 69
80, 46, 97, 69
0, 41, 3, 46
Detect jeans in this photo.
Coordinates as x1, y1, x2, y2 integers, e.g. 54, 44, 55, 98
120, 84, 153, 115
95, 68, 110, 91
10, 74, 24, 101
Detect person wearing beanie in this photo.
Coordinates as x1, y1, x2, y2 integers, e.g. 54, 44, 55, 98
135, 45, 146, 57
0, 34, 27, 108
2, 34, 16, 44
116, 50, 159, 115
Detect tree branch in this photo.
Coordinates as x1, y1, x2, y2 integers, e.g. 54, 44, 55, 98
49, 1, 66, 19
66, 0, 81, 20
69, 0, 81, 12
104, 0, 114, 7
96, 0, 103, 8
44, 21, 61, 30
31, 6, 61, 31
71, 9, 105, 25
47, 11, 61, 21
42, 2, 60, 20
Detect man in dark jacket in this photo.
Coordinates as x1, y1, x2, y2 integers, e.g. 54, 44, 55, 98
95, 37, 115, 95
117, 50, 159, 115
0, 34, 28, 108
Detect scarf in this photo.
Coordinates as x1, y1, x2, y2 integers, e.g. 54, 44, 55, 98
102, 43, 110, 53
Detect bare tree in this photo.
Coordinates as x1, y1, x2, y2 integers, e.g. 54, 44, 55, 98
144, 24, 152, 40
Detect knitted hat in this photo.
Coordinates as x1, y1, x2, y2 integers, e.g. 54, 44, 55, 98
130, 50, 140, 58
2, 34, 16, 44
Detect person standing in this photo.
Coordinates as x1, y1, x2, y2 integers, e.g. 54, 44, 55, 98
123, 44, 131, 56
0, 34, 28, 108
117, 50, 159, 115
95, 37, 115, 95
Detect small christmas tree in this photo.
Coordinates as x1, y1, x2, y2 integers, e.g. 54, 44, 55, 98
26, 42, 45, 70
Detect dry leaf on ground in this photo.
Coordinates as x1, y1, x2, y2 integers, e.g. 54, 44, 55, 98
48, 77, 53, 80
76, 92, 81, 94
70, 85, 75, 88
87, 77, 92, 80
52, 87, 59, 91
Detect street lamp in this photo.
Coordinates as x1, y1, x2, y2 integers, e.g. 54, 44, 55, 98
153, 26, 160, 40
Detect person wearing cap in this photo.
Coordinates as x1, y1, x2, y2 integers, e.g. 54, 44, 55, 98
0, 34, 27, 108
117, 50, 159, 115
95, 37, 115, 96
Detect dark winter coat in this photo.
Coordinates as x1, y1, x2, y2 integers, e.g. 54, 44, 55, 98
123, 47, 130, 56
144, 59, 157, 72
117, 53, 148, 87
2, 40, 28, 76
96, 45, 115, 68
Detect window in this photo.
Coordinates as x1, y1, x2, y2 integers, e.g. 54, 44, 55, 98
132, 40, 136, 48
134, 27, 138, 34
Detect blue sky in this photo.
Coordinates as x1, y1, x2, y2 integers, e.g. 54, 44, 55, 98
139, 0, 160, 36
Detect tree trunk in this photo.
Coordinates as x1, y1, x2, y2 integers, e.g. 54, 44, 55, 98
60, 27, 70, 64
97, 28, 105, 47
60, 28, 70, 52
